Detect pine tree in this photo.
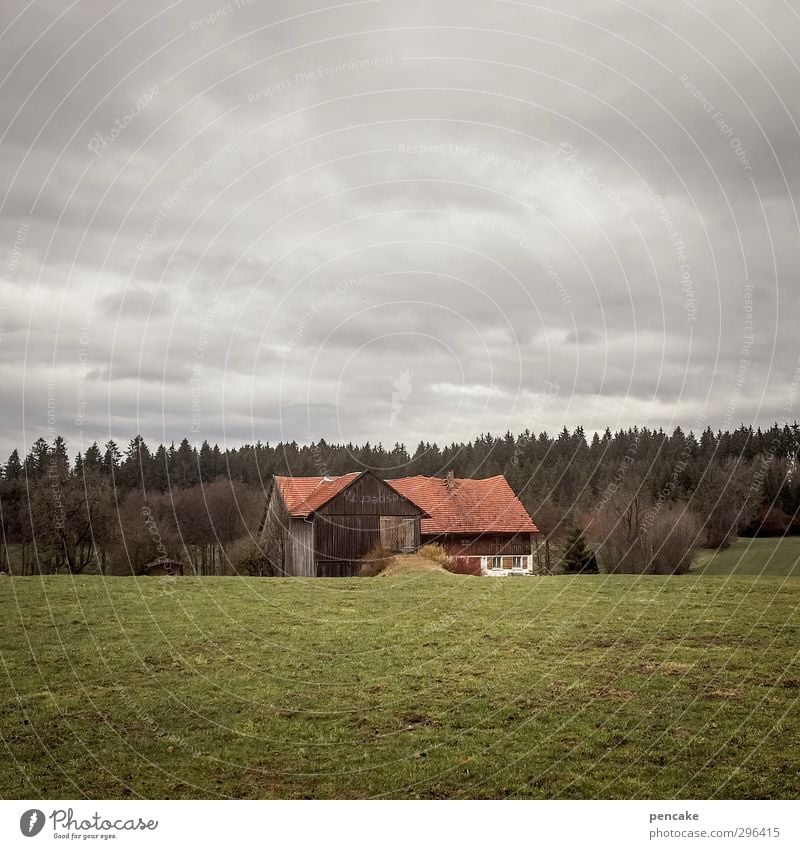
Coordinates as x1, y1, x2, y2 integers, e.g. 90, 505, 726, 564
103, 440, 122, 475
25, 437, 50, 478
561, 524, 599, 574
120, 435, 152, 490
151, 444, 169, 491
211, 444, 224, 479
51, 436, 70, 478
4, 449, 22, 480
170, 438, 198, 488
199, 440, 214, 482
84, 442, 103, 473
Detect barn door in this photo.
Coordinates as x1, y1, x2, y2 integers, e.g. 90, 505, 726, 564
380, 516, 416, 552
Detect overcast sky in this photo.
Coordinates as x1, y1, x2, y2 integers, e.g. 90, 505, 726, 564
1, 0, 799, 458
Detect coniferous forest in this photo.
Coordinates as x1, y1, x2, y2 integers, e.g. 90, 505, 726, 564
2, 422, 799, 577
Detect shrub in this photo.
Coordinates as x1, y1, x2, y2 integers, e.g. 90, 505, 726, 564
444, 556, 481, 575
359, 543, 394, 577
646, 506, 701, 574
417, 543, 451, 566
227, 536, 278, 577
596, 495, 701, 574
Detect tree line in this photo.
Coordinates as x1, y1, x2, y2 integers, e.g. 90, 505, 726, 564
1, 422, 798, 575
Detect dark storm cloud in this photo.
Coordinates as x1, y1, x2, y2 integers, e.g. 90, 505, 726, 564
1, 0, 799, 457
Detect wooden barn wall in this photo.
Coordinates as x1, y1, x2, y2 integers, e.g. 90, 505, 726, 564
259, 484, 290, 574
425, 532, 534, 557
314, 514, 380, 562
318, 473, 421, 517
379, 516, 419, 551
286, 518, 315, 577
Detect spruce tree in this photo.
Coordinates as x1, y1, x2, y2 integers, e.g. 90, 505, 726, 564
561, 524, 599, 574
4, 449, 22, 480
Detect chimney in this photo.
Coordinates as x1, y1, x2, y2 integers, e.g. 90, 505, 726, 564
445, 470, 456, 491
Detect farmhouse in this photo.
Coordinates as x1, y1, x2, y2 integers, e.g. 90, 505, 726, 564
261, 470, 539, 577
388, 472, 539, 575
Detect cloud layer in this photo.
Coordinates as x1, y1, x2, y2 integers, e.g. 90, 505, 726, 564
1, 0, 799, 458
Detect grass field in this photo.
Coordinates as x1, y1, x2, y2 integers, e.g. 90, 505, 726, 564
692, 536, 800, 577
1, 571, 798, 799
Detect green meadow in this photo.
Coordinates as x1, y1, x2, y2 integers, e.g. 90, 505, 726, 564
692, 536, 800, 577
1, 552, 798, 799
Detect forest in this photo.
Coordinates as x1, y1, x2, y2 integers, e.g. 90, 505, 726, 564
1, 422, 798, 576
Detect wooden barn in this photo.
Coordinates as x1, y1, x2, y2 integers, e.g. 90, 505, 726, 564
261, 470, 539, 577
387, 472, 540, 575
261, 471, 427, 577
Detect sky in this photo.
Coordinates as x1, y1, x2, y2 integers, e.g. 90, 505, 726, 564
1, 0, 799, 459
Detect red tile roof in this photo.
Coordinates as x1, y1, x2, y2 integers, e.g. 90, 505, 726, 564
387, 475, 539, 535
273, 471, 538, 535
274, 472, 362, 517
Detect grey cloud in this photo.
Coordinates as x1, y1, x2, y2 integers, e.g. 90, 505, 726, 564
2, 0, 799, 457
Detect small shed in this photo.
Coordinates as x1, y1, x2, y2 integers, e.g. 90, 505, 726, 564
142, 558, 185, 577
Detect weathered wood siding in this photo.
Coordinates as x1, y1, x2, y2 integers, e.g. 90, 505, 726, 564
426, 532, 534, 557
318, 473, 420, 517
314, 472, 423, 567
314, 514, 380, 562
379, 516, 419, 551
264, 472, 424, 576
259, 482, 288, 575
287, 518, 315, 577
260, 484, 315, 576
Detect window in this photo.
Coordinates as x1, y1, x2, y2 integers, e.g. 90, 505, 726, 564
489, 557, 503, 570
510, 556, 525, 569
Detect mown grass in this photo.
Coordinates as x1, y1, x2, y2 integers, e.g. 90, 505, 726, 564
693, 536, 800, 577
1, 571, 798, 799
